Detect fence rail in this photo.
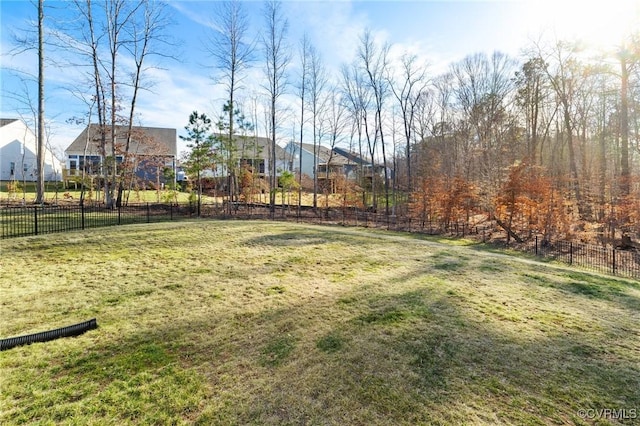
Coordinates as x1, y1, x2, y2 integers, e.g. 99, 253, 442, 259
2, 202, 638, 280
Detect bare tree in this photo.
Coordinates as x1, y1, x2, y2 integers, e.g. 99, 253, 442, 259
340, 61, 371, 207
357, 29, 391, 214
616, 35, 639, 197
4, 74, 50, 201
534, 39, 590, 218
35, 0, 46, 204
515, 57, 554, 165
423, 72, 454, 178
8, 0, 48, 203
206, 0, 254, 209
451, 52, 517, 187
389, 53, 429, 193
322, 85, 347, 206
261, 0, 290, 216
306, 42, 327, 211
103, 0, 145, 207
295, 33, 311, 215
54, 0, 144, 207
116, 0, 174, 206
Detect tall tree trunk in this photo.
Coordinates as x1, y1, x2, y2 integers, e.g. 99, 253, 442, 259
378, 112, 390, 216
298, 105, 304, 217
271, 97, 277, 216
563, 104, 581, 208
619, 54, 630, 197
312, 119, 317, 211
36, 0, 45, 204
598, 90, 607, 220
228, 83, 235, 212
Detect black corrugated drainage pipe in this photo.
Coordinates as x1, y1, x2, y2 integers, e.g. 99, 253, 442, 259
0, 318, 98, 351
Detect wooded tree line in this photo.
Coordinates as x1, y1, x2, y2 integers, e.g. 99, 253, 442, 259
401, 41, 640, 243
14, 0, 639, 243
194, 1, 640, 243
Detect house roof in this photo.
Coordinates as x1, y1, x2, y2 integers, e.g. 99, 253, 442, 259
214, 133, 288, 160
0, 118, 19, 127
332, 147, 380, 166
297, 142, 380, 167
297, 143, 344, 166
65, 124, 177, 157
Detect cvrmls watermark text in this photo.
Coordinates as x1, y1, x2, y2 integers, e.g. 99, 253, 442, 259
577, 408, 637, 420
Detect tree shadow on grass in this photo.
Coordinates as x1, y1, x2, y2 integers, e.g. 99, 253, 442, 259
243, 231, 333, 247
521, 270, 640, 314
3, 260, 639, 425
313, 289, 640, 425
241, 225, 390, 249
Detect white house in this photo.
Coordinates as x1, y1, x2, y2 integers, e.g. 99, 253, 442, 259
283, 141, 317, 178
283, 141, 391, 193
283, 141, 384, 179
0, 118, 63, 182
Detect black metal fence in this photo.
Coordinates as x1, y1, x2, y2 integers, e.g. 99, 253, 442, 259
529, 237, 640, 279
0, 203, 195, 238
2, 202, 639, 280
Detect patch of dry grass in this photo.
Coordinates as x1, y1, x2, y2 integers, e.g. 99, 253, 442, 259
1, 221, 639, 425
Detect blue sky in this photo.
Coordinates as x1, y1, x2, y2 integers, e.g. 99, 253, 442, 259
1, 0, 638, 156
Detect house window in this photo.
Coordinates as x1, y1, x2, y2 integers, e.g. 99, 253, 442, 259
9, 162, 15, 177
78, 155, 102, 174
241, 158, 266, 174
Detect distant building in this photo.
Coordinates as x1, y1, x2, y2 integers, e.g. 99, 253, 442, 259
64, 124, 177, 188
212, 134, 290, 178
283, 141, 387, 191
0, 118, 63, 182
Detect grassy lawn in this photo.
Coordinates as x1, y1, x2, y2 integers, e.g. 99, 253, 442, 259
1, 221, 639, 425
0, 188, 343, 207
1, 188, 203, 204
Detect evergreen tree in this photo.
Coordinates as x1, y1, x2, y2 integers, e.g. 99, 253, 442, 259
180, 111, 215, 216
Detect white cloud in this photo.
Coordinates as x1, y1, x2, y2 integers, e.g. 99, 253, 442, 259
286, 1, 368, 69
168, 1, 219, 32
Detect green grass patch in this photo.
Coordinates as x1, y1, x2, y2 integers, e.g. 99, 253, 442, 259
1, 220, 639, 425
260, 335, 297, 367
359, 308, 409, 324
316, 332, 344, 353
266, 285, 286, 295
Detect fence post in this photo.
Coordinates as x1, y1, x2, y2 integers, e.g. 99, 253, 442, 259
147, 203, 150, 223
612, 248, 616, 275
118, 205, 121, 225
34, 206, 38, 236
81, 204, 85, 230
170, 203, 173, 221
535, 236, 538, 256
569, 242, 573, 265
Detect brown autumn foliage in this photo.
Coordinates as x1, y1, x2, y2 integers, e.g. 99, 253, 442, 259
409, 176, 479, 228
609, 176, 640, 238
493, 162, 570, 242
